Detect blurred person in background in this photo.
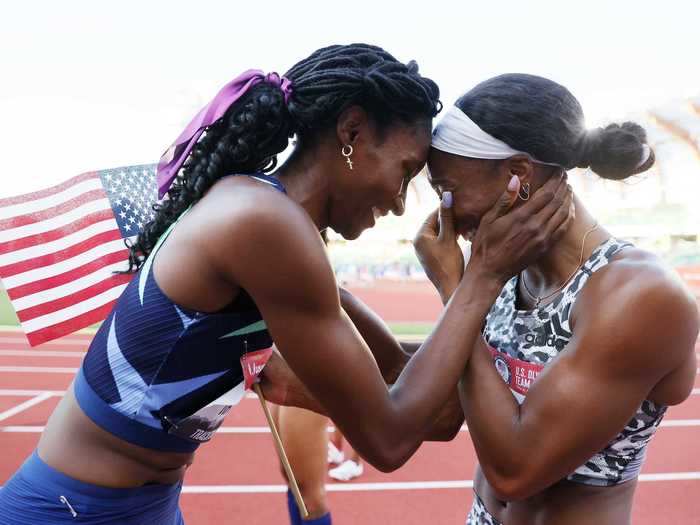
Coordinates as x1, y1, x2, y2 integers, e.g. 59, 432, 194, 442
328, 427, 363, 482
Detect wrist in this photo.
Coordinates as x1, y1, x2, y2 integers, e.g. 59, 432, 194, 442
457, 263, 506, 299
428, 269, 462, 304
438, 281, 459, 305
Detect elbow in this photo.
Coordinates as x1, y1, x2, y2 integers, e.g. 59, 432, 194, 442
363, 439, 417, 473
366, 448, 411, 473
481, 466, 539, 502
428, 420, 464, 442
372, 457, 404, 474
488, 478, 532, 502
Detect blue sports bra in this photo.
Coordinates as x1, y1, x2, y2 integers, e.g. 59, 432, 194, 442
75, 174, 285, 453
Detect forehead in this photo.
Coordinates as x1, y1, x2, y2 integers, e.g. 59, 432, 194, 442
426, 148, 466, 183
383, 122, 432, 163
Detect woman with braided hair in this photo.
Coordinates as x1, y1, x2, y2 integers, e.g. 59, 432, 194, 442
0, 46, 571, 524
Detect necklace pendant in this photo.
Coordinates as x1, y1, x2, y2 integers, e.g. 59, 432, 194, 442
346, 158, 353, 170
535, 297, 541, 308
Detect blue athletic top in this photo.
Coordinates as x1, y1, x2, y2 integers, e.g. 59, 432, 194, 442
75, 174, 285, 453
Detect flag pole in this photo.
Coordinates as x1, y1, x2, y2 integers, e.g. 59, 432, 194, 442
252, 383, 309, 518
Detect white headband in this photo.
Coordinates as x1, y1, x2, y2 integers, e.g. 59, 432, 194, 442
431, 105, 562, 168
433, 105, 652, 171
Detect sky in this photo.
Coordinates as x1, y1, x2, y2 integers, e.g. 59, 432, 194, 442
1, 0, 699, 195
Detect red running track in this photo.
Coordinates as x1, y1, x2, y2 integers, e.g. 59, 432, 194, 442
0, 329, 699, 524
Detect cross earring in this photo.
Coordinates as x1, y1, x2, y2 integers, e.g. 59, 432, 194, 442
341, 144, 354, 170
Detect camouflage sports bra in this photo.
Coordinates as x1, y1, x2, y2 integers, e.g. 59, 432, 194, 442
483, 237, 667, 486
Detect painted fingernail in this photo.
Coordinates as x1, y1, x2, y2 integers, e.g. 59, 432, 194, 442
441, 191, 453, 208
507, 175, 519, 192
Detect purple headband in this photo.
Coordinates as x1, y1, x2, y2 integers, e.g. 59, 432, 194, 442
156, 69, 293, 198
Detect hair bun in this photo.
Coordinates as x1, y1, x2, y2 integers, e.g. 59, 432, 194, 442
578, 122, 654, 180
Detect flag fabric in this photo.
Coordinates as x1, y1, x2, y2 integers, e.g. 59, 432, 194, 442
0, 164, 158, 346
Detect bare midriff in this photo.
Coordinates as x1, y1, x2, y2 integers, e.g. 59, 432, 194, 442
473, 466, 637, 525
38, 384, 195, 488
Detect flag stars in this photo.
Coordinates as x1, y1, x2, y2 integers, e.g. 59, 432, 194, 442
100, 166, 159, 236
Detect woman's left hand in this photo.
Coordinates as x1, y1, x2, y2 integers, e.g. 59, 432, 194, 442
259, 347, 326, 414
414, 192, 464, 304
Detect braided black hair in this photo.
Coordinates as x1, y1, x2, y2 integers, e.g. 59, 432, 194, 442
125, 43, 440, 272
456, 73, 654, 180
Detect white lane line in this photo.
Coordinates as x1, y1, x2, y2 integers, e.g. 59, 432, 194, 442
0, 350, 86, 358
0, 389, 65, 396
0, 425, 279, 434
638, 472, 700, 482
1, 426, 46, 432
179, 473, 700, 494
182, 480, 475, 494
0, 366, 77, 373
659, 419, 700, 427
2, 474, 699, 494
5, 419, 700, 434
0, 393, 53, 422
0, 388, 259, 401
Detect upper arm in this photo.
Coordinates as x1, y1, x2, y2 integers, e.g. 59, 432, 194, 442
209, 194, 400, 464
512, 263, 698, 493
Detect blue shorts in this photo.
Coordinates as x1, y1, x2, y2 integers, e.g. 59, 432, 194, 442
0, 451, 184, 524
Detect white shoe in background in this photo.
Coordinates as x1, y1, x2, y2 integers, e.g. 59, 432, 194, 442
327, 442, 345, 465
328, 460, 363, 481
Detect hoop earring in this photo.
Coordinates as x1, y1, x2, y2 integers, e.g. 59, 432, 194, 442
341, 144, 354, 170
518, 182, 530, 201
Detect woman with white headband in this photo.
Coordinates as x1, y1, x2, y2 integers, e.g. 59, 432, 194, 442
414, 73, 699, 524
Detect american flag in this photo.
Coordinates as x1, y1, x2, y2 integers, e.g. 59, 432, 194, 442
0, 164, 158, 346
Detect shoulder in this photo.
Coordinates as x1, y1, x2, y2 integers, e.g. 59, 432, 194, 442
186, 175, 331, 284
193, 177, 335, 293
573, 244, 699, 368
189, 176, 321, 250
584, 245, 696, 315
202, 175, 314, 233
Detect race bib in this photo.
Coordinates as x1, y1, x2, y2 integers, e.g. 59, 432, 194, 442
161, 347, 273, 443
164, 382, 246, 442
487, 344, 544, 403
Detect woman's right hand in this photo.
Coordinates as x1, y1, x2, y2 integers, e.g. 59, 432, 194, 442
467, 173, 573, 284
413, 191, 465, 304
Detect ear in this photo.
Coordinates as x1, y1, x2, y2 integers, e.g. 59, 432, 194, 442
336, 106, 368, 147
504, 155, 535, 185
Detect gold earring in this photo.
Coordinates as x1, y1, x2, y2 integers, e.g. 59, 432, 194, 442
518, 182, 530, 201
341, 144, 354, 170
